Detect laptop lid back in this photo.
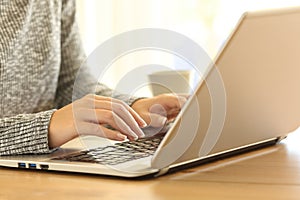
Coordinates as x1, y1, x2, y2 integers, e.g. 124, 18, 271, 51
152, 7, 300, 169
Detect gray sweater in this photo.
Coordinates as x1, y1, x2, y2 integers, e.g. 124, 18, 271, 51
0, 0, 135, 155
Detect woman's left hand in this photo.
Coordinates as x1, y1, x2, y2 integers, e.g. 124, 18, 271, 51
131, 94, 188, 127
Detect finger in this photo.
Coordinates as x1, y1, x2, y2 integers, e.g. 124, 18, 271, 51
111, 102, 145, 138
86, 100, 145, 137
169, 95, 187, 109
149, 95, 186, 119
164, 107, 181, 120
88, 95, 147, 128
150, 113, 167, 127
176, 93, 190, 99
155, 94, 187, 110
80, 109, 140, 140
143, 112, 167, 128
109, 111, 140, 140
76, 121, 127, 141
176, 95, 188, 108
149, 103, 167, 116
147, 101, 180, 125
113, 99, 148, 128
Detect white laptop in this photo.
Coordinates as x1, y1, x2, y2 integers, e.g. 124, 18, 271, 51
0, 7, 299, 178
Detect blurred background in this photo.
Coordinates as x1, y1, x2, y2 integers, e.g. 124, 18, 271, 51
75, 0, 300, 96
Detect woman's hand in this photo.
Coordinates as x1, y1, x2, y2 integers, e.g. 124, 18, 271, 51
48, 94, 147, 148
131, 94, 188, 127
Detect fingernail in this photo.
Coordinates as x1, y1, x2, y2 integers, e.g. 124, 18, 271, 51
117, 133, 127, 140
129, 130, 139, 140
158, 116, 167, 126
138, 118, 147, 128
137, 128, 145, 138
141, 121, 148, 128
178, 96, 187, 107
133, 134, 139, 140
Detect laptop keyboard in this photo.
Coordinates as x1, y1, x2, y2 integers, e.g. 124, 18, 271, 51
53, 135, 164, 166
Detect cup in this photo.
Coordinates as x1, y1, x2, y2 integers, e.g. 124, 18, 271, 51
148, 70, 192, 96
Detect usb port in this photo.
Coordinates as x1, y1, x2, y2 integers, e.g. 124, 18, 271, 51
18, 163, 26, 168
39, 164, 49, 170
28, 163, 37, 169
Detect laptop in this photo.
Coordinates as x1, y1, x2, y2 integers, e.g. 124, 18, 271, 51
0, 7, 299, 178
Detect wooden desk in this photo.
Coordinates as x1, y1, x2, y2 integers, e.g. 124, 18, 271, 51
0, 128, 299, 200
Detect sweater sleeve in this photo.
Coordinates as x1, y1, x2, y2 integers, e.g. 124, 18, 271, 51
0, 110, 55, 155
55, 0, 138, 108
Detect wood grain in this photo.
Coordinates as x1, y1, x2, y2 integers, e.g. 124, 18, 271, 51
0, 128, 299, 200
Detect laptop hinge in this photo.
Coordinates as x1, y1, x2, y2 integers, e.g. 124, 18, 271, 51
276, 135, 288, 143
154, 167, 170, 177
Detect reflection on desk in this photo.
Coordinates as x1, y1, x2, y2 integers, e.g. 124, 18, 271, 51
0, 128, 299, 200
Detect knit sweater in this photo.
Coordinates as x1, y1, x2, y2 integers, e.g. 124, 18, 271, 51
0, 0, 135, 155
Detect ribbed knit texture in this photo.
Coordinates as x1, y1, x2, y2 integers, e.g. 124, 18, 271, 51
0, 0, 136, 155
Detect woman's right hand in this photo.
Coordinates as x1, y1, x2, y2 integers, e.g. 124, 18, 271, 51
48, 94, 147, 148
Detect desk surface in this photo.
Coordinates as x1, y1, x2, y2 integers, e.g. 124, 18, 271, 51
0, 129, 300, 200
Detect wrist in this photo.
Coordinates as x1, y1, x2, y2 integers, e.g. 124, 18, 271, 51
130, 97, 147, 108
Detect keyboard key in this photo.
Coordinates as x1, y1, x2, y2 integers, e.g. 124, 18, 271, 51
53, 135, 164, 165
